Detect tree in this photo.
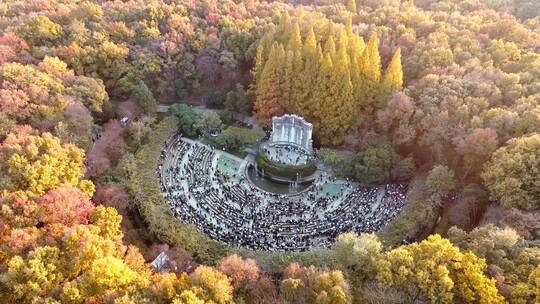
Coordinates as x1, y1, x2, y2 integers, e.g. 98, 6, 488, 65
375, 93, 416, 145
0, 62, 67, 127
380, 48, 403, 104
333, 233, 384, 300
66, 76, 109, 113
510, 265, 540, 304
61, 40, 130, 90
455, 128, 499, 178
1, 246, 65, 303
217, 255, 259, 290
128, 116, 155, 148
254, 44, 285, 127
297, 27, 319, 119
78, 256, 139, 298
216, 127, 264, 152
352, 140, 415, 184
93, 184, 130, 216
206, 90, 226, 108
17, 16, 62, 46
169, 104, 202, 137
346, 0, 357, 12
448, 225, 540, 302
40, 185, 95, 226
225, 83, 251, 115
358, 33, 382, 112
481, 133, 540, 211
281, 263, 351, 304
216, 255, 278, 304
0, 32, 30, 64
0, 203, 152, 304
319, 41, 355, 146
377, 235, 504, 303
189, 266, 233, 304
0, 131, 93, 197
54, 102, 93, 150
175, 79, 189, 98
312, 52, 333, 136
195, 112, 223, 135
132, 80, 157, 114
319, 149, 348, 173
425, 165, 455, 205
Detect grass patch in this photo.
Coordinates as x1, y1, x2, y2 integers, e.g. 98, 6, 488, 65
216, 155, 241, 178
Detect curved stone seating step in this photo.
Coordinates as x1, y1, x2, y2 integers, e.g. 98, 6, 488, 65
158, 134, 408, 251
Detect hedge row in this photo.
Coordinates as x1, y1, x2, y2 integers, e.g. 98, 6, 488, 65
255, 152, 317, 179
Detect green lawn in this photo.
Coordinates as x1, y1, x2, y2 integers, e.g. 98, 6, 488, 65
216, 155, 241, 178
318, 182, 346, 198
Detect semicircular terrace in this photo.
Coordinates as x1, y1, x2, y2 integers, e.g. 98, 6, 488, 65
158, 134, 408, 251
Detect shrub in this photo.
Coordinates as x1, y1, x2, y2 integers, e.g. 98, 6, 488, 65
174, 79, 189, 98
255, 153, 316, 179
131, 80, 157, 114
206, 90, 226, 108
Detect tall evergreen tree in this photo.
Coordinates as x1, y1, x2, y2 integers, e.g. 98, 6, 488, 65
336, 30, 349, 62
348, 31, 366, 113
312, 53, 333, 135
281, 50, 295, 111
380, 48, 403, 105
346, 0, 357, 12
278, 12, 292, 43
345, 15, 354, 37
357, 33, 382, 115
284, 23, 304, 113
324, 36, 336, 59
366, 33, 382, 83
254, 44, 285, 127
251, 45, 266, 85
320, 46, 355, 146
304, 27, 317, 53
291, 45, 304, 114
287, 22, 302, 52
252, 17, 388, 140
298, 35, 320, 121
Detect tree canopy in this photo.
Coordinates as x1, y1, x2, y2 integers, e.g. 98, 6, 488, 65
482, 133, 540, 210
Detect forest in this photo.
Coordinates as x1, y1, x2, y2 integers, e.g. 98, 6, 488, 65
0, 0, 539, 303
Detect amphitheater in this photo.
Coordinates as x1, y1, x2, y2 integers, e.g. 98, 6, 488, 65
158, 133, 408, 251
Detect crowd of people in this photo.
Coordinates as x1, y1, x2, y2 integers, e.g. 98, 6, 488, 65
262, 143, 312, 166
158, 134, 408, 251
